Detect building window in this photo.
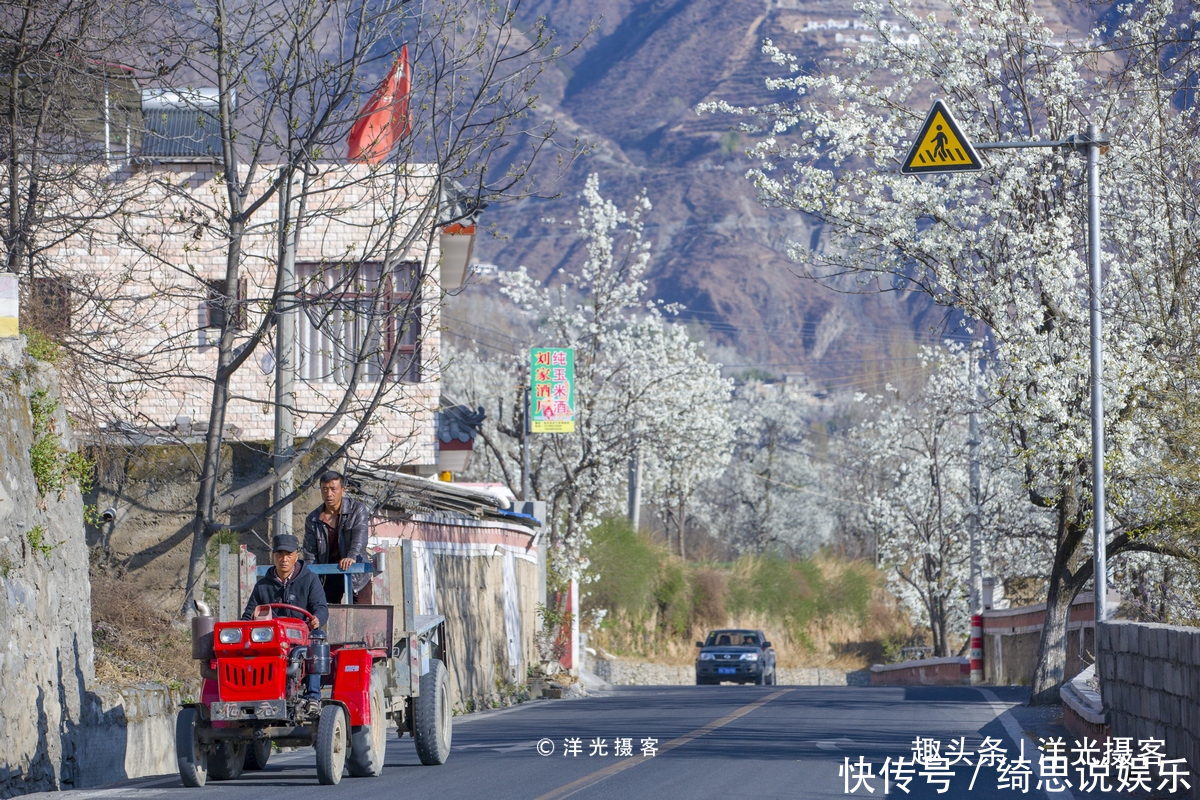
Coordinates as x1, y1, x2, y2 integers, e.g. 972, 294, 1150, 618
28, 277, 71, 336
203, 278, 247, 330
298, 261, 421, 384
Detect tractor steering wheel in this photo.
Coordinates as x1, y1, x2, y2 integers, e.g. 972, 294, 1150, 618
254, 603, 319, 627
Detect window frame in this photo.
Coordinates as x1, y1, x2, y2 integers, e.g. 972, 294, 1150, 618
297, 261, 421, 385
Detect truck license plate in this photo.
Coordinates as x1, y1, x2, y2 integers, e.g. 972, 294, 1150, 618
718, 667, 736, 675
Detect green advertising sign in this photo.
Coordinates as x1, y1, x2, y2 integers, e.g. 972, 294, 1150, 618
530, 347, 575, 433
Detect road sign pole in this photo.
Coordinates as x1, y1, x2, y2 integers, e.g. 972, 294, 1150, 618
921, 106, 1111, 651
522, 383, 532, 501
1086, 124, 1107, 627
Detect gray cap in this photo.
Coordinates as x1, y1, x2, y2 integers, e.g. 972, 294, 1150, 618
271, 533, 300, 553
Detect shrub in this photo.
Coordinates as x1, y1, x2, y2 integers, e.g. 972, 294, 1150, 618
28, 389, 94, 498
586, 518, 661, 616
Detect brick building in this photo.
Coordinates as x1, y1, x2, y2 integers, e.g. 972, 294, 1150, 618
47, 155, 475, 469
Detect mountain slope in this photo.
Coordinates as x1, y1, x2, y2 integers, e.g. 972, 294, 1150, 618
459, 0, 1096, 384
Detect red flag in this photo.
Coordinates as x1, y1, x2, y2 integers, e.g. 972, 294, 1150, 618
347, 46, 412, 164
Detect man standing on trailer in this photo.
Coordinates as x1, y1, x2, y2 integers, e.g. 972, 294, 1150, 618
303, 471, 371, 604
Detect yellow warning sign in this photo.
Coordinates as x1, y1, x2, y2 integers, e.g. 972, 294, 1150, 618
901, 100, 982, 174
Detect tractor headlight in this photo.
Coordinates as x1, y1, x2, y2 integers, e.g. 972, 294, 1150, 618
250, 627, 275, 643
218, 628, 243, 644
739, 652, 759, 661
699, 652, 715, 661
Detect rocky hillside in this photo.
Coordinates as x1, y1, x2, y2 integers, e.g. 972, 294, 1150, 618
460, 0, 1100, 384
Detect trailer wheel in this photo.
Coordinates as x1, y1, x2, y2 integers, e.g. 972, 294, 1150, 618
244, 738, 271, 770
176, 707, 208, 787
348, 666, 387, 777
315, 704, 348, 785
413, 659, 452, 765
208, 740, 246, 781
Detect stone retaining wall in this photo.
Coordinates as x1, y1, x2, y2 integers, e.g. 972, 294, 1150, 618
0, 344, 205, 796
585, 655, 868, 686
1097, 621, 1200, 800
0, 346, 95, 797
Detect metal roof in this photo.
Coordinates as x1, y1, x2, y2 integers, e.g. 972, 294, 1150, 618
140, 88, 231, 161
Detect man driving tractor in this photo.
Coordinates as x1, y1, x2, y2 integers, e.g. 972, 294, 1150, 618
304, 471, 371, 604
240, 533, 328, 714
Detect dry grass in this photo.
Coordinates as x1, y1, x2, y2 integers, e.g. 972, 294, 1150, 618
91, 569, 196, 688
585, 551, 913, 669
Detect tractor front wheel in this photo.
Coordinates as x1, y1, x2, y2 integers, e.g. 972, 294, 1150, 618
348, 666, 387, 777
316, 704, 348, 785
244, 738, 271, 770
208, 740, 246, 781
176, 708, 208, 787
413, 659, 452, 765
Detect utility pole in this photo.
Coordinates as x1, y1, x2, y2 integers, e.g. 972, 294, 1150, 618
627, 445, 641, 530
967, 349, 983, 685
272, 172, 299, 538
521, 384, 532, 501
1086, 123, 1108, 626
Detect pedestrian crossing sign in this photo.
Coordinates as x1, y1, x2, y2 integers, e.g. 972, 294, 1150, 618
901, 100, 982, 174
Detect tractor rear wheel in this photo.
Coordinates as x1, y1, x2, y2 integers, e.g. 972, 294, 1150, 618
208, 740, 246, 781
176, 707, 208, 787
413, 659, 452, 765
348, 666, 387, 777
315, 704, 348, 785
244, 738, 271, 770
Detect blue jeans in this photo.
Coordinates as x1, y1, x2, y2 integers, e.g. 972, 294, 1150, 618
306, 673, 321, 699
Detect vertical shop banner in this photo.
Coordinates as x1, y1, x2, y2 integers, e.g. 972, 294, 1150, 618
530, 347, 576, 433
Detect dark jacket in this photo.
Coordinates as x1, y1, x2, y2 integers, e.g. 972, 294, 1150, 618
303, 495, 371, 593
240, 561, 329, 627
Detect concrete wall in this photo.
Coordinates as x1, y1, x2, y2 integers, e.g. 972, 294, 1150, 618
982, 594, 1098, 685
372, 515, 542, 713
1097, 621, 1200, 800
72, 682, 199, 789
869, 657, 968, 686
0, 343, 95, 797
584, 655, 869, 686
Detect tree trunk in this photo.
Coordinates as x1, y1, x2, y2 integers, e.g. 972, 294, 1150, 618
1029, 567, 1077, 704
1029, 477, 1087, 705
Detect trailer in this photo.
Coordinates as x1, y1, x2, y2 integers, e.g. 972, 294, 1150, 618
179, 541, 451, 786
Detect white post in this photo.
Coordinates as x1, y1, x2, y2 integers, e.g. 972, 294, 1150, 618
103, 80, 111, 164
968, 350, 983, 684
273, 173, 298, 538
627, 445, 642, 530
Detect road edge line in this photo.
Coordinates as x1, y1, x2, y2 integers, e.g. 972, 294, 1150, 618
976, 688, 1077, 800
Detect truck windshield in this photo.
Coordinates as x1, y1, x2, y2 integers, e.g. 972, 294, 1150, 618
705, 631, 759, 647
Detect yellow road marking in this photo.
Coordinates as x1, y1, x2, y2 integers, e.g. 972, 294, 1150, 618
534, 688, 795, 800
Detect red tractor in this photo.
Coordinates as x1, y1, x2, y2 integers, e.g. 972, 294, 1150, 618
178, 560, 451, 786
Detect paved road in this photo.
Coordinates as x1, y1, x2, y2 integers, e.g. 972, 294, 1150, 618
43, 685, 1139, 799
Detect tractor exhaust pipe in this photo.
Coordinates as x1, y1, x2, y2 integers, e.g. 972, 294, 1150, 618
191, 600, 216, 661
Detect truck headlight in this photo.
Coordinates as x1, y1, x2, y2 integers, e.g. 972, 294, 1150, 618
218, 628, 243, 644
739, 652, 759, 661
699, 652, 715, 661
250, 627, 275, 643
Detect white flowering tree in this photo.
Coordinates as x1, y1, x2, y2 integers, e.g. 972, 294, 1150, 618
852, 346, 1054, 656
698, 383, 833, 555
445, 173, 732, 570
702, 0, 1200, 700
